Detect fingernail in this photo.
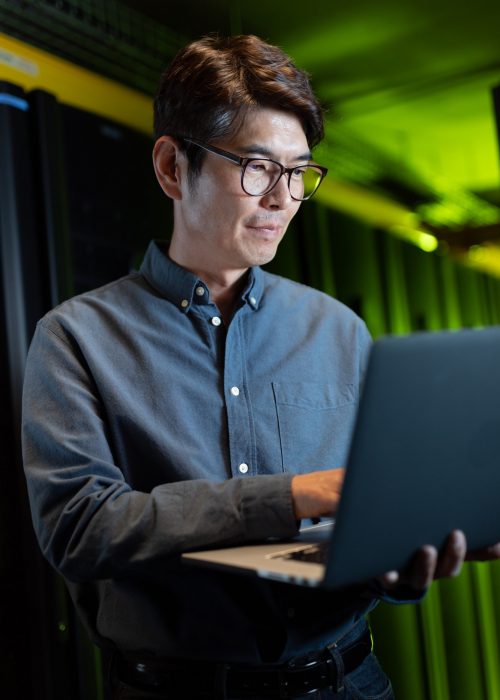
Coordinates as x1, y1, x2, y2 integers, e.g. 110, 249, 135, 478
385, 571, 399, 583
452, 530, 466, 548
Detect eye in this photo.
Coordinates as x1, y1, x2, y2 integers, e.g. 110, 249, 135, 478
291, 166, 307, 178
246, 160, 269, 173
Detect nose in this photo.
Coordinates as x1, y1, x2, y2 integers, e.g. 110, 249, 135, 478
260, 173, 292, 210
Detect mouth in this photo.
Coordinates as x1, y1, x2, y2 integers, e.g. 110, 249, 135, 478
246, 221, 283, 238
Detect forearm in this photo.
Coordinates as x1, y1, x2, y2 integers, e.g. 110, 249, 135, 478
25, 461, 297, 582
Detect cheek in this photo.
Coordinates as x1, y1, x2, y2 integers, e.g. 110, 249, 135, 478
285, 203, 302, 225
199, 177, 242, 213
218, 194, 255, 225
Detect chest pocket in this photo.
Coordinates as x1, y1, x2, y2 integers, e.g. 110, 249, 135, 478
272, 381, 358, 473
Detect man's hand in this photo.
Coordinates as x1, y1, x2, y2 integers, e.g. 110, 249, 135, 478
291, 468, 345, 519
377, 530, 466, 591
378, 531, 500, 592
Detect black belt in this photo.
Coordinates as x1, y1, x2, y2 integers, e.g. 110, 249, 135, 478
115, 627, 372, 698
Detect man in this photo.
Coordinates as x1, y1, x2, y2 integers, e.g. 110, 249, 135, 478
22, 35, 499, 699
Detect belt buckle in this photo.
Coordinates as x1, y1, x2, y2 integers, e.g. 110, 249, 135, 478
285, 653, 333, 698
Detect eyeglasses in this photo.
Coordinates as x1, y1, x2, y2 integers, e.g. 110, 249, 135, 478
183, 138, 328, 201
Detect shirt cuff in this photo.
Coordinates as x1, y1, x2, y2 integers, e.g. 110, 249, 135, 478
240, 473, 299, 541
365, 578, 427, 604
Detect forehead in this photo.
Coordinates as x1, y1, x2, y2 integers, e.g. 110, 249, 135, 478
225, 107, 309, 156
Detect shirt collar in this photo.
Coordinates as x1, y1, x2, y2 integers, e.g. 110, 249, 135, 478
139, 240, 264, 313
241, 265, 263, 311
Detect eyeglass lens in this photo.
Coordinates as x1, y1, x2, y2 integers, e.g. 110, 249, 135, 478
242, 161, 323, 200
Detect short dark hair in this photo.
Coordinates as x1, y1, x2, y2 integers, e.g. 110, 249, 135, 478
153, 34, 324, 178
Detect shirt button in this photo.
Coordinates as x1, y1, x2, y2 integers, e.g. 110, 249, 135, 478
249, 296, 257, 307
238, 463, 249, 474
180, 299, 189, 308
230, 386, 240, 397
195, 286, 205, 297
211, 316, 222, 326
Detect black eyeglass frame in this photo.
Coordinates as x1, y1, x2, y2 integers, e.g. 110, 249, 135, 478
182, 137, 328, 201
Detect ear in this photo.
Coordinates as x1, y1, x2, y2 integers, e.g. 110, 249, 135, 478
152, 136, 185, 200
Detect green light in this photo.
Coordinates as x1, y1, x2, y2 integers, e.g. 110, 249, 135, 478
417, 191, 500, 230
468, 245, 487, 263
417, 231, 439, 252
389, 224, 438, 253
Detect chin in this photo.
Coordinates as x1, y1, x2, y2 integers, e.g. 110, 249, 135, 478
245, 240, 282, 266
244, 248, 279, 268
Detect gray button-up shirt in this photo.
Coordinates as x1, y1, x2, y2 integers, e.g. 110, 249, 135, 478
22, 240, 379, 662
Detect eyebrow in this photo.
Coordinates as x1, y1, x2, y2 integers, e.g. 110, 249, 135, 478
238, 143, 313, 162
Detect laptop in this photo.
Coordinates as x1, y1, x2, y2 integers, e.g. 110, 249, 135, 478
182, 326, 500, 589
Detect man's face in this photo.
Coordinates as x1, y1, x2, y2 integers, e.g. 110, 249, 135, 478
174, 107, 308, 274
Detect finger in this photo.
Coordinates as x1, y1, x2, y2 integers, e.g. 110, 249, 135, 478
466, 542, 500, 561
435, 530, 466, 578
377, 546, 437, 592
376, 570, 400, 589
405, 545, 437, 590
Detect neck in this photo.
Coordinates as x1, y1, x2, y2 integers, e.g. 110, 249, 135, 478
209, 274, 248, 324
167, 242, 249, 324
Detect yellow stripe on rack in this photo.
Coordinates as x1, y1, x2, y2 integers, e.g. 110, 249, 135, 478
0, 32, 152, 134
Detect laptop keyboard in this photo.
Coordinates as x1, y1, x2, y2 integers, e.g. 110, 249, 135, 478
270, 542, 329, 565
